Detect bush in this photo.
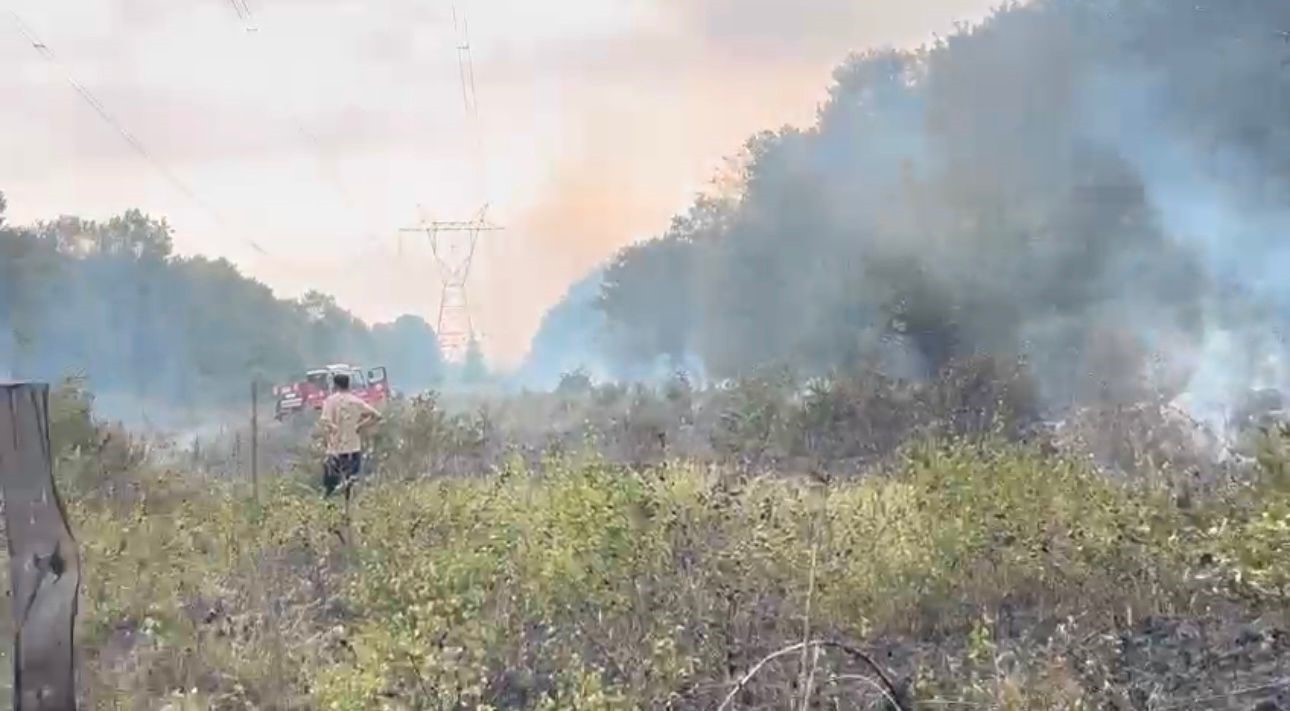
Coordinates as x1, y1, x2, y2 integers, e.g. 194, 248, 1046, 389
19, 372, 1287, 709
51, 441, 1225, 709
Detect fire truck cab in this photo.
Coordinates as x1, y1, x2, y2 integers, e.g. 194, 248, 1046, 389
274, 363, 389, 420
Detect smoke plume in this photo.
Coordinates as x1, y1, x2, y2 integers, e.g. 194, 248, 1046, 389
529, 0, 1290, 428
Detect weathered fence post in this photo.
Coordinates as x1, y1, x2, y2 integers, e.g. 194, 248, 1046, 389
250, 380, 259, 503
0, 383, 80, 710
233, 431, 242, 479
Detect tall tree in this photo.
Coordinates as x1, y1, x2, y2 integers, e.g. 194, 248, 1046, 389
583, 0, 1290, 410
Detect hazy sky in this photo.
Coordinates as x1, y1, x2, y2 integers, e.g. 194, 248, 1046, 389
1, 0, 997, 365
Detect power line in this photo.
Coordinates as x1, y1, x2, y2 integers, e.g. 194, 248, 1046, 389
8, 10, 273, 258
452, 6, 477, 116
225, 0, 256, 30
393, 1, 502, 363
216, 2, 385, 248
452, 3, 489, 205
292, 119, 365, 221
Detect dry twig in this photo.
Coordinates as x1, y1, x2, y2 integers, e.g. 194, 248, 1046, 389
718, 639, 909, 711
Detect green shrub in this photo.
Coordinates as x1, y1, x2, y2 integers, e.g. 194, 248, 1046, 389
49, 438, 1214, 708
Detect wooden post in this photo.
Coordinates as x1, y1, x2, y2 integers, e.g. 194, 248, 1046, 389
233, 432, 241, 480
0, 383, 79, 711
250, 380, 259, 503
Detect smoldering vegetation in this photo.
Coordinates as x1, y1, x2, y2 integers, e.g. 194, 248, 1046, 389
527, 0, 1290, 440
2, 1, 1290, 707
27, 365, 1290, 709
210, 352, 1247, 499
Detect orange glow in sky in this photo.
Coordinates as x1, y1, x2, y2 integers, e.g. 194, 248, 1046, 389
0, 0, 998, 365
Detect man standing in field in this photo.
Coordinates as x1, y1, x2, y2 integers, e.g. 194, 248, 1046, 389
319, 372, 382, 499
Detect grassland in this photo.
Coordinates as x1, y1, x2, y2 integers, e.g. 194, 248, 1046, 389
0, 376, 1284, 709
18, 443, 1283, 709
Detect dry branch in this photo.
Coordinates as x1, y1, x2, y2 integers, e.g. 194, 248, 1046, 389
718, 639, 908, 711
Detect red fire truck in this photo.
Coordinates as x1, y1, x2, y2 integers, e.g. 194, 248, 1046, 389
273, 363, 389, 420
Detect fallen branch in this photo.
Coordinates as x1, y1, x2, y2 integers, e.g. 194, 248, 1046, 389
829, 673, 905, 710
717, 639, 909, 711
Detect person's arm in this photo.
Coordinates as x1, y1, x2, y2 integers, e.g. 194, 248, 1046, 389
357, 400, 383, 429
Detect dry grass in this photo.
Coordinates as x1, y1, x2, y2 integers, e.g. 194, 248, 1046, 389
0, 376, 1284, 709
0, 435, 1275, 709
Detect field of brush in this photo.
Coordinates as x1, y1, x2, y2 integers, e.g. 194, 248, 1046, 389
4, 370, 1290, 710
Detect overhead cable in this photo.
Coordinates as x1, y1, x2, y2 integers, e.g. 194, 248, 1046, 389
8, 10, 273, 257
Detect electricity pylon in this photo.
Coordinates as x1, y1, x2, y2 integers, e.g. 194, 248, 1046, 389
398, 3, 500, 365
399, 205, 502, 363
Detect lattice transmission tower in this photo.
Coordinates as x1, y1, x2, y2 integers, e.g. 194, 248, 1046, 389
399, 3, 500, 365
399, 206, 501, 363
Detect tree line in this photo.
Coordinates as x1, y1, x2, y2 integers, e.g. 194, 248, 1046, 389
531, 0, 1290, 416
0, 196, 444, 422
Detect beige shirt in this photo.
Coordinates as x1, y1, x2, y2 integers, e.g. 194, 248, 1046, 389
320, 392, 381, 455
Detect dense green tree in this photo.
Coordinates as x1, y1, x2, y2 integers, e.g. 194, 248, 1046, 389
0, 205, 442, 420
372, 315, 445, 394
572, 0, 1290, 410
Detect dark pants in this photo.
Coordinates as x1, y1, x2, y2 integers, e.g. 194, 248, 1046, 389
323, 452, 363, 498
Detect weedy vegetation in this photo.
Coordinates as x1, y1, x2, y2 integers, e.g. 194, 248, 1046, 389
0, 373, 1285, 710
